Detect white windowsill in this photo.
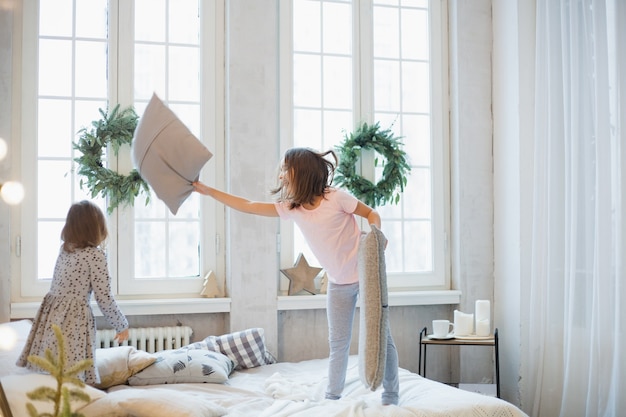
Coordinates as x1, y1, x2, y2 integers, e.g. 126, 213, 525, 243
11, 297, 232, 319
277, 290, 462, 310
11, 290, 461, 318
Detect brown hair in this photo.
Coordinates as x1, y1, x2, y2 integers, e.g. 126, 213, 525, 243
271, 148, 338, 209
61, 200, 108, 252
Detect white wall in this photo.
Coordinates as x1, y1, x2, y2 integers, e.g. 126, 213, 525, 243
225, 0, 281, 357
448, 0, 495, 383
492, 0, 535, 406
0, 1, 15, 323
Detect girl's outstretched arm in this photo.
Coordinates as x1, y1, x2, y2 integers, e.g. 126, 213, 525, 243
193, 181, 279, 217
353, 201, 381, 229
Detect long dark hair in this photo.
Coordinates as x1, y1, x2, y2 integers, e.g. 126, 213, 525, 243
272, 148, 338, 209
61, 200, 108, 252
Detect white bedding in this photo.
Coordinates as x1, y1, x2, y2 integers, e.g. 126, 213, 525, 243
81, 356, 528, 417
1, 320, 528, 417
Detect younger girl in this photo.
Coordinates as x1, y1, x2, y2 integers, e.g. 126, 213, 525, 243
17, 200, 129, 385
194, 147, 399, 405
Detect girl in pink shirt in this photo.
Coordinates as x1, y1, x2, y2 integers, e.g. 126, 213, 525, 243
193, 147, 399, 405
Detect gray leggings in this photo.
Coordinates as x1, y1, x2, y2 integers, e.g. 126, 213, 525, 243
325, 281, 399, 403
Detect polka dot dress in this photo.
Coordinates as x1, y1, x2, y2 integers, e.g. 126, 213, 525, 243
16, 246, 128, 385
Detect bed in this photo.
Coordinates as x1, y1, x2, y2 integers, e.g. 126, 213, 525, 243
1, 319, 528, 417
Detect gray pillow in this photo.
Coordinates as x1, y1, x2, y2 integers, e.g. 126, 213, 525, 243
131, 93, 212, 215
358, 224, 388, 390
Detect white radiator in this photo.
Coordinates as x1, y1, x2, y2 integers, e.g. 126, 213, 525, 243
96, 326, 193, 353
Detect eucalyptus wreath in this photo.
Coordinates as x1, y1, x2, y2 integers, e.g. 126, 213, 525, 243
74, 104, 150, 214
333, 121, 410, 207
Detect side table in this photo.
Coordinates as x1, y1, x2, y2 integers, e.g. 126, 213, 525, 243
418, 326, 500, 398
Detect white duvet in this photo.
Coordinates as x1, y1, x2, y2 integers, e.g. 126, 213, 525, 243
80, 356, 528, 417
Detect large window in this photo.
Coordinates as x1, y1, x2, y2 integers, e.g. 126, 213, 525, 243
18, 0, 222, 298
281, 0, 449, 290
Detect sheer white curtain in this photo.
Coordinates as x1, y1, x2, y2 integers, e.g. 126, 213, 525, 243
522, 0, 625, 416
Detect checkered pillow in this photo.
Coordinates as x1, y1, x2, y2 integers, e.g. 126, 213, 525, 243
203, 328, 276, 369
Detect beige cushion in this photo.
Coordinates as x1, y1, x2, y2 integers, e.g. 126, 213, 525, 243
357, 224, 389, 390
1, 373, 106, 417
132, 93, 212, 215
94, 346, 156, 389
80, 388, 227, 417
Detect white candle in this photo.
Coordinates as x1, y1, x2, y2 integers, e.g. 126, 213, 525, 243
475, 300, 490, 321
475, 300, 490, 336
454, 310, 474, 336
476, 319, 490, 336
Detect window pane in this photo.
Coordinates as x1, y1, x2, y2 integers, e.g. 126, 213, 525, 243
169, 0, 200, 44
373, 6, 399, 58
322, 2, 351, 55
135, 0, 166, 42
294, 109, 322, 148
323, 56, 352, 109
401, 61, 429, 113
168, 222, 201, 277
401, 8, 429, 60
323, 111, 352, 150
135, 44, 166, 99
402, 114, 430, 166
374, 60, 400, 112
39, 39, 72, 96
38, 99, 72, 157
403, 166, 431, 218
135, 197, 168, 218
76, 0, 107, 39
38, 160, 72, 218
74, 100, 108, 136
38, 221, 63, 280
75, 41, 108, 98
405, 220, 432, 271
168, 46, 200, 102
384, 220, 402, 272
135, 221, 167, 278
293, 0, 321, 52
39, 0, 73, 37
374, 0, 399, 6
402, 0, 428, 8
293, 54, 321, 107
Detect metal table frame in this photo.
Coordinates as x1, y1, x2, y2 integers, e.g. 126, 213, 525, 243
418, 326, 500, 398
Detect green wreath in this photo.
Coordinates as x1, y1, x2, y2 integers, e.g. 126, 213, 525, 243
334, 121, 410, 207
74, 104, 150, 214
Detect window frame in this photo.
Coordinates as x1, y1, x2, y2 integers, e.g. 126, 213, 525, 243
14, 0, 226, 300
279, 0, 450, 291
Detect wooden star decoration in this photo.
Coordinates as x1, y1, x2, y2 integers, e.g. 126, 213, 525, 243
280, 253, 322, 295
319, 272, 329, 294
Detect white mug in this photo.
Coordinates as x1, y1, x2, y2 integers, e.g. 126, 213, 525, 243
454, 310, 474, 336
432, 319, 454, 338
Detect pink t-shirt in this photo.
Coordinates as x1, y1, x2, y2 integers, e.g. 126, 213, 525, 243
275, 188, 361, 285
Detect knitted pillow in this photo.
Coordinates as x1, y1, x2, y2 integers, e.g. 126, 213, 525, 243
358, 224, 388, 390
